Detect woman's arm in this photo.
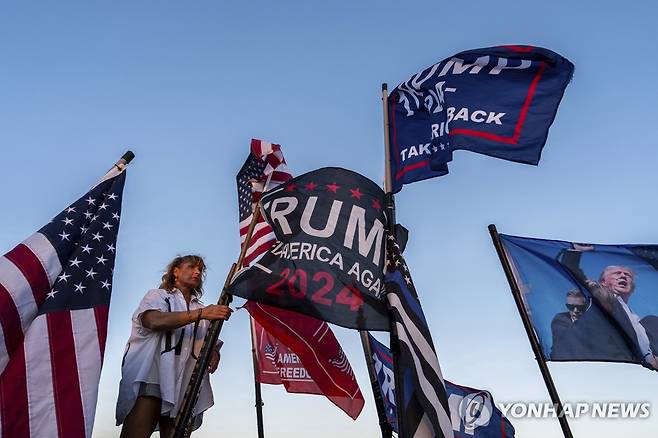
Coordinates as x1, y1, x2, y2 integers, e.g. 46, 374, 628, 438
141, 304, 232, 331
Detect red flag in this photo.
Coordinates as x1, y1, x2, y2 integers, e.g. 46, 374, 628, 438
247, 301, 365, 420
251, 317, 322, 394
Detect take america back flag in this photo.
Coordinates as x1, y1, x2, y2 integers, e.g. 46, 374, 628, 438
0, 161, 127, 437
385, 233, 453, 438
388, 45, 574, 192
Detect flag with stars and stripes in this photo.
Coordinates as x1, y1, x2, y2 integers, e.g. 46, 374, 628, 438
0, 162, 128, 438
385, 233, 453, 438
237, 139, 292, 266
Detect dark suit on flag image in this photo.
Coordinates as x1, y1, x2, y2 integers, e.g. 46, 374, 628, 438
388, 45, 574, 192
247, 301, 364, 419
0, 164, 127, 437
498, 234, 658, 371
229, 167, 390, 331
385, 233, 453, 438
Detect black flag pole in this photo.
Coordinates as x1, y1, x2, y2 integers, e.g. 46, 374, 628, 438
488, 224, 574, 438
249, 316, 266, 438
355, 83, 395, 438
173, 205, 264, 438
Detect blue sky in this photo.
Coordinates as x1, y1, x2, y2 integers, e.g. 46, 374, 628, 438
1, 1, 658, 437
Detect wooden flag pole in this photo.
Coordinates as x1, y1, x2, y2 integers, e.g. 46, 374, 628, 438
173, 205, 263, 438
488, 224, 574, 438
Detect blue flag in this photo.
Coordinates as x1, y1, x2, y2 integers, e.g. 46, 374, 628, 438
369, 334, 398, 432
499, 234, 658, 371
388, 45, 574, 192
367, 334, 515, 437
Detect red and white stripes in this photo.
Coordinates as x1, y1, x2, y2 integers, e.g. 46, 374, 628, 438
240, 139, 292, 266
0, 234, 105, 438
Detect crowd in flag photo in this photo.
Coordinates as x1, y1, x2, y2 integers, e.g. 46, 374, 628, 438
2, 7, 658, 437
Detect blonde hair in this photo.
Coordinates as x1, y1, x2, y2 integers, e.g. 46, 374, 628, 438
159, 255, 206, 297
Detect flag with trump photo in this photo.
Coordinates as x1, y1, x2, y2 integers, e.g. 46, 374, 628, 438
248, 301, 364, 419
385, 233, 453, 438
498, 234, 658, 371
388, 45, 574, 192
229, 167, 390, 331
367, 334, 515, 437
0, 159, 127, 437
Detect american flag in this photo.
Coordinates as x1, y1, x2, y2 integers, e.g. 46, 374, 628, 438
385, 233, 453, 438
0, 164, 127, 438
236, 139, 291, 266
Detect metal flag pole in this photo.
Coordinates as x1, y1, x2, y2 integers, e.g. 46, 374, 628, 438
488, 224, 574, 438
173, 205, 264, 438
356, 82, 395, 438
249, 316, 266, 438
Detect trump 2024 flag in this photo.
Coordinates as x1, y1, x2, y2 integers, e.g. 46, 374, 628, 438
388, 45, 574, 192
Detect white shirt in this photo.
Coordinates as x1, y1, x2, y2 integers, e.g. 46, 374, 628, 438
115, 288, 222, 429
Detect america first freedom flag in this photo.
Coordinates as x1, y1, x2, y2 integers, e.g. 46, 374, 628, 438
388, 45, 574, 192
0, 162, 127, 437
237, 139, 292, 266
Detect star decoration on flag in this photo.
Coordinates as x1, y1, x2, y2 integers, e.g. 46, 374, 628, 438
35, 172, 125, 316
349, 188, 362, 199
285, 183, 297, 192
304, 182, 317, 190
326, 183, 340, 193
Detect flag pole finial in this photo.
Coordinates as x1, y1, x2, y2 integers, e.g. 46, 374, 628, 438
114, 150, 135, 172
